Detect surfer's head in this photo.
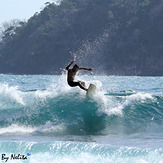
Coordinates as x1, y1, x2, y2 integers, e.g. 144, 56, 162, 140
72, 64, 79, 72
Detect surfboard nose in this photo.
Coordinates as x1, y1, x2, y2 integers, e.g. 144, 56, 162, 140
86, 84, 97, 95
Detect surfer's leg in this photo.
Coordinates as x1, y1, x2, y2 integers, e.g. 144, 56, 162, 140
78, 81, 88, 91
68, 81, 79, 87
68, 81, 87, 91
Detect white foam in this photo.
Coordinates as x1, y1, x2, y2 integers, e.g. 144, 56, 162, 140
20, 151, 163, 163
35, 89, 55, 100
102, 92, 154, 116
122, 92, 153, 107
0, 124, 36, 135
0, 84, 25, 109
37, 121, 66, 133
0, 122, 66, 136
35, 74, 72, 100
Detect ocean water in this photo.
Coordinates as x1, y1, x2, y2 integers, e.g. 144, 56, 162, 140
0, 74, 162, 163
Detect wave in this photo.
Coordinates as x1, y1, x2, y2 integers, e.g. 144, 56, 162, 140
0, 141, 162, 163
0, 79, 162, 136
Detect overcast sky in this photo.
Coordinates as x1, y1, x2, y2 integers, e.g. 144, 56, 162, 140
0, 0, 59, 24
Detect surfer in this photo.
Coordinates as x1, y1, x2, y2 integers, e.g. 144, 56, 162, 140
66, 60, 92, 91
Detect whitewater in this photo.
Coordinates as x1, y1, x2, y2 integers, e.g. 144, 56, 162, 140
0, 74, 162, 163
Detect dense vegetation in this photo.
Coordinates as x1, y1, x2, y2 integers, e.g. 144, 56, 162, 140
0, 0, 162, 75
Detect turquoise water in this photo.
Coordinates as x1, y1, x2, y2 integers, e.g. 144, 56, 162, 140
0, 74, 162, 162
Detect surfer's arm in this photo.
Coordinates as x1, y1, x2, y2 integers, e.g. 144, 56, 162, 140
79, 67, 92, 71
66, 60, 74, 70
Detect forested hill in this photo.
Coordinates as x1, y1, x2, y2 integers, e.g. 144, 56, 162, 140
0, 0, 162, 75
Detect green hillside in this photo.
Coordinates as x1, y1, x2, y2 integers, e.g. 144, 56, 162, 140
0, 0, 162, 75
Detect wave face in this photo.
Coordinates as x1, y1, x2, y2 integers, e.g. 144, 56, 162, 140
0, 75, 162, 162
0, 75, 162, 136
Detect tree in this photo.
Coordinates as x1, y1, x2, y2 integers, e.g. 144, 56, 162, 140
0, 19, 26, 45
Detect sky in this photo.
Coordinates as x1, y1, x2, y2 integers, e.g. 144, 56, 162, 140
0, 0, 59, 25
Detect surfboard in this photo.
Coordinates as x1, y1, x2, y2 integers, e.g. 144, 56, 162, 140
86, 84, 97, 96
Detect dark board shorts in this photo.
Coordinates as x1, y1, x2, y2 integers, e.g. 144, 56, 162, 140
68, 81, 81, 87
